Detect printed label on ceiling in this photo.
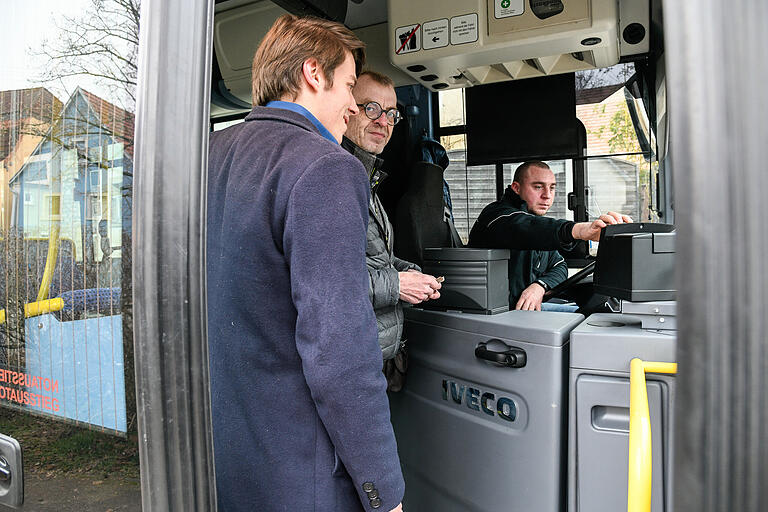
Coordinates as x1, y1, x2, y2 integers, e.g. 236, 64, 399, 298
450, 13, 479, 45
395, 24, 421, 54
423, 19, 449, 50
494, 0, 525, 18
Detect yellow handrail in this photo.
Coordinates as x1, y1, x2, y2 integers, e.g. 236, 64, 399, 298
627, 358, 677, 512
36, 224, 61, 302
0, 298, 65, 325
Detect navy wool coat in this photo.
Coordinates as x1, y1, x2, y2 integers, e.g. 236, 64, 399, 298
207, 107, 405, 511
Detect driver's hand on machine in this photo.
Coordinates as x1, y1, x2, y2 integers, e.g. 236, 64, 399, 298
571, 211, 633, 242
399, 270, 441, 304
515, 282, 546, 311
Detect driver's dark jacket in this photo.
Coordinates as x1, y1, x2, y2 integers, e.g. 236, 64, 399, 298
342, 137, 419, 359
468, 187, 572, 305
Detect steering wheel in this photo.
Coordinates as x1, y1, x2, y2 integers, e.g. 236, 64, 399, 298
543, 261, 595, 300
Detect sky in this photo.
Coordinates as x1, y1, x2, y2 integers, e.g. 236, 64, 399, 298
1, 0, 116, 102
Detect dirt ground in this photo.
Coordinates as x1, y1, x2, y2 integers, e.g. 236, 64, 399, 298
0, 408, 141, 511
14, 474, 141, 511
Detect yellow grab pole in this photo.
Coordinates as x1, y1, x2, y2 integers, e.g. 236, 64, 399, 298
25, 297, 65, 318
628, 359, 677, 512
0, 298, 65, 325
36, 224, 60, 302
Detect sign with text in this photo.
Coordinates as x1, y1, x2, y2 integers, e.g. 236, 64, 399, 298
423, 19, 449, 50
450, 14, 479, 45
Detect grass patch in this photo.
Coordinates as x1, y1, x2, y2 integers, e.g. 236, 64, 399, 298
0, 407, 139, 479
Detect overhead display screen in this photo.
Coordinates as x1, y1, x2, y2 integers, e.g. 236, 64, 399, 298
465, 73, 579, 166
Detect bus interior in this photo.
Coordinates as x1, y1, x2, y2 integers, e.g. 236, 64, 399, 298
209, 1, 674, 511
1, 0, 766, 510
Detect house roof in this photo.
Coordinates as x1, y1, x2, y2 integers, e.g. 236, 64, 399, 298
78, 89, 135, 159
9, 88, 135, 185
0, 88, 62, 161
0, 87, 61, 122
575, 84, 624, 106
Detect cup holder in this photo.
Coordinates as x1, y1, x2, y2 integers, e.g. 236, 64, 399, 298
587, 320, 627, 328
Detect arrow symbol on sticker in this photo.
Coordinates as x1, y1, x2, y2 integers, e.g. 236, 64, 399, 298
432, 36, 439, 42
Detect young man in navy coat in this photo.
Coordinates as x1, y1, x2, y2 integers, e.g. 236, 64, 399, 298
207, 15, 404, 512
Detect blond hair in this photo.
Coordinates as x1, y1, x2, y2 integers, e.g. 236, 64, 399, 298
251, 14, 365, 106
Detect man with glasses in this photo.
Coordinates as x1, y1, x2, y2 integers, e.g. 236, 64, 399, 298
342, 71, 441, 385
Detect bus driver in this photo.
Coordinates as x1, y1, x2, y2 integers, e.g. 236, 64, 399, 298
469, 161, 632, 311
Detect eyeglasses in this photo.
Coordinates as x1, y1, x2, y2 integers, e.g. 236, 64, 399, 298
356, 101, 402, 126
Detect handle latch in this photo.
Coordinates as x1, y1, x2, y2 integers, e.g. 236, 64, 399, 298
475, 339, 527, 368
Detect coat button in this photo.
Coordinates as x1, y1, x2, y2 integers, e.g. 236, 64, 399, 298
367, 489, 379, 499
370, 498, 382, 508
362, 482, 375, 492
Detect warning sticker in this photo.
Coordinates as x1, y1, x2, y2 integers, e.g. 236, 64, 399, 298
450, 14, 479, 45
423, 19, 449, 50
494, 0, 525, 19
395, 24, 421, 54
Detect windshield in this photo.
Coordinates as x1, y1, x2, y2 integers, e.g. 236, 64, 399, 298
438, 62, 662, 243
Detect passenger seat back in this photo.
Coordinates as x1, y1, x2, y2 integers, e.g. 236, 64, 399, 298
394, 161, 460, 267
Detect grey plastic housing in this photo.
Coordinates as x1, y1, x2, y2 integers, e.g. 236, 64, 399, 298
0, 433, 23, 508
621, 300, 677, 330
593, 224, 675, 301
421, 248, 511, 314
392, 307, 583, 512
567, 313, 677, 512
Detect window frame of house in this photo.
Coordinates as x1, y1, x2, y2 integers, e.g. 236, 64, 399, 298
44, 193, 61, 221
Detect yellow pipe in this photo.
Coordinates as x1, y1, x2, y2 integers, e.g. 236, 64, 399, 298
36, 224, 61, 302
0, 298, 65, 325
628, 359, 677, 512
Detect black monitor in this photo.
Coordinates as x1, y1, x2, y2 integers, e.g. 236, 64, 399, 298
465, 73, 579, 166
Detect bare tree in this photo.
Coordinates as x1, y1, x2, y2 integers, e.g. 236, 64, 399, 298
575, 63, 634, 91
35, 0, 140, 111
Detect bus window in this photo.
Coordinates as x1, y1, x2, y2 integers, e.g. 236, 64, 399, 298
576, 63, 661, 222
438, 93, 575, 243
438, 62, 659, 246
438, 88, 465, 128
1, 0, 140, 508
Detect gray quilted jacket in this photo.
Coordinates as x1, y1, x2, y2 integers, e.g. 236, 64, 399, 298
343, 137, 420, 359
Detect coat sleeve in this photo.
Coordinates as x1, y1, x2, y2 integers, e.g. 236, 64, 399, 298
538, 251, 568, 290
368, 266, 400, 309
367, 257, 419, 308
469, 207, 571, 251
283, 152, 405, 511
392, 255, 420, 273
